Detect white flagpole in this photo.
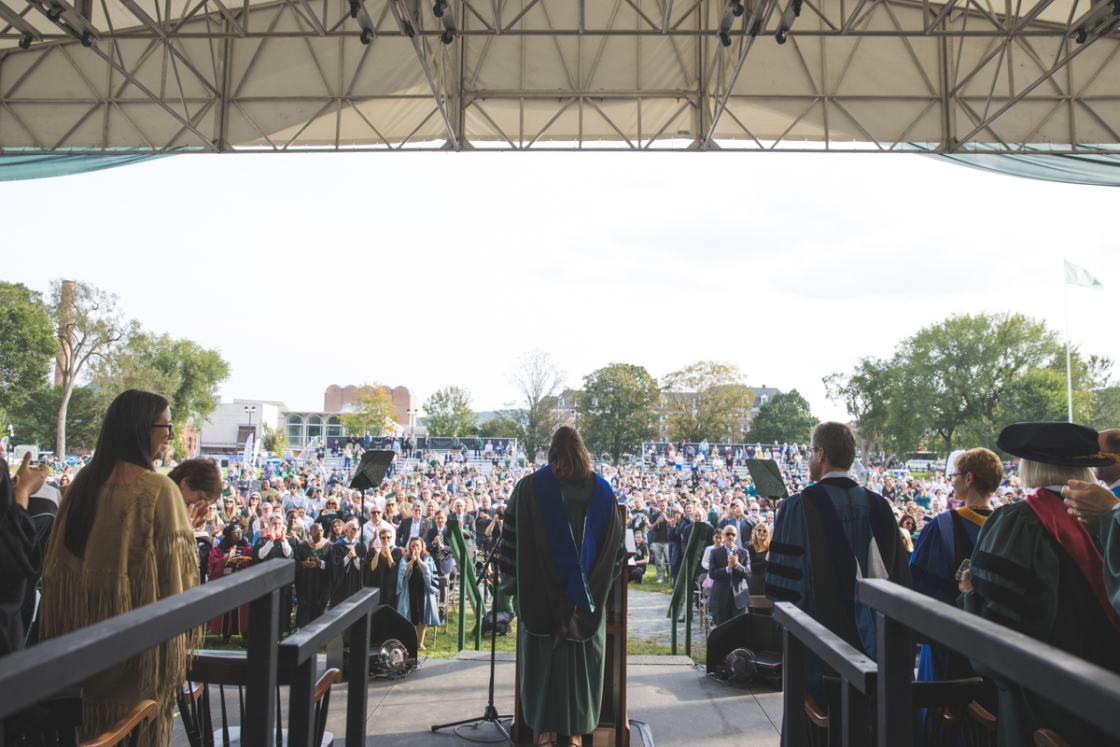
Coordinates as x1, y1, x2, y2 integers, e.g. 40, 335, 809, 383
1065, 254, 1073, 423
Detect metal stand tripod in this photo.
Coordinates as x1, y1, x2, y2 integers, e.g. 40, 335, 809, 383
431, 534, 514, 744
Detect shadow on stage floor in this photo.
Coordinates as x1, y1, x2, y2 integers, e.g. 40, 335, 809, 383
173, 653, 782, 747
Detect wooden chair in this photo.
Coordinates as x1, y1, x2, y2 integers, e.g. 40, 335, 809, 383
963, 700, 997, 747
6, 696, 155, 747
79, 701, 158, 747
1033, 729, 1071, 747
180, 653, 341, 747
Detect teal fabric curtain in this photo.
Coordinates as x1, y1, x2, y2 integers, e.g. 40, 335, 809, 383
925, 148, 1120, 187
0, 153, 170, 182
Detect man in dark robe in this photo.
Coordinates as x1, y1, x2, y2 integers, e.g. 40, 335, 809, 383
294, 522, 332, 628
767, 422, 910, 739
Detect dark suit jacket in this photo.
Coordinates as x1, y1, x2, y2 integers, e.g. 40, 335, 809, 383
708, 545, 751, 612
396, 517, 431, 549
425, 524, 455, 576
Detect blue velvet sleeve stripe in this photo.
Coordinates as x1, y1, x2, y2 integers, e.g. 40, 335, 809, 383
766, 494, 810, 610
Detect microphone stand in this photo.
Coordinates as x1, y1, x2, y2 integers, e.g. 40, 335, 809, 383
430, 528, 513, 744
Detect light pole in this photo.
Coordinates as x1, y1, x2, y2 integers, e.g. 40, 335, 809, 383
244, 405, 256, 450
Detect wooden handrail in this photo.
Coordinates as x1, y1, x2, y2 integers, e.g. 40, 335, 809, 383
967, 701, 997, 732
1034, 729, 1072, 747
314, 669, 342, 703
78, 700, 158, 747
181, 681, 205, 705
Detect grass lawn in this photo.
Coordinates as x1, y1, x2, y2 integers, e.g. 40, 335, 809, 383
633, 564, 675, 595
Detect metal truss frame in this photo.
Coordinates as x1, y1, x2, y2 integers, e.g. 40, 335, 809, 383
0, 0, 1118, 152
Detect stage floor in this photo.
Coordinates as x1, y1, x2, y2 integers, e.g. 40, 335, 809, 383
333, 653, 781, 747
173, 653, 782, 747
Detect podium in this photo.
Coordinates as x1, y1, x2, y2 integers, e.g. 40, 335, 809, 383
511, 558, 631, 747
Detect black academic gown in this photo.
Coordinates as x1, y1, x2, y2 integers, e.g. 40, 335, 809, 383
0, 469, 42, 656
364, 545, 402, 609
330, 538, 366, 607
252, 535, 297, 637
293, 540, 332, 628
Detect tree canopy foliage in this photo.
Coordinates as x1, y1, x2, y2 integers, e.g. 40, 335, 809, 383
825, 312, 1109, 455
339, 384, 397, 437
749, 389, 816, 445
477, 414, 521, 438
423, 386, 478, 437
661, 361, 754, 442
0, 282, 57, 423
576, 363, 660, 465
90, 331, 230, 432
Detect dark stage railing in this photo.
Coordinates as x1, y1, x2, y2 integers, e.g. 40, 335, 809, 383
278, 588, 378, 747
774, 601, 878, 747
860, 578, 1120, 747
0, 561, 294, 747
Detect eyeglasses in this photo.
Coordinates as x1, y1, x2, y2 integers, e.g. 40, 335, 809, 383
152, 423, 175, 435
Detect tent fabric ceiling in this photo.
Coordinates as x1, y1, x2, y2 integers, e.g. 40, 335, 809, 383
0, 0, 1118, 152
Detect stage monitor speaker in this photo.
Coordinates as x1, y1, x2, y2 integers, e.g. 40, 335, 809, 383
706, 612, 783, 689
369, 604, 419, 657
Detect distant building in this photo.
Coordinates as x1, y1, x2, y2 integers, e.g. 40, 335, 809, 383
198, 383, 417, 455
655, 385, 782, 441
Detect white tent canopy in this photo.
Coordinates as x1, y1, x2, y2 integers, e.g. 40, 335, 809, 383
0, 0, 1117, 152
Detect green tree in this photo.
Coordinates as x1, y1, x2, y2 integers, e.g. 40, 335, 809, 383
477, 414, 521, 438
661, 361, 754, 442
509, 350, 565, 462
0, 282, 58, 424
90, 332, 230, 429
11, 385, 103, 451
422, 386, 479, 437
576, 363, 660, 465
339, 384, 397, 436
51, 280, 135, 455
261, 422, 289, 457
824, 358, 895, 460
749, 389, 816, 445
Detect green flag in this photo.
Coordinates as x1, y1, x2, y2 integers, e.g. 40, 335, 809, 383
1066, 260, 1104, 290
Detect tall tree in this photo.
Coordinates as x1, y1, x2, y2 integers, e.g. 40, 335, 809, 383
576, 363, 660, 465
0, 282, 57, 423
339, 384, 397, 437
509, 350, 565, 462
660, 361, 754, 442
423, 386, 479, 437
51, 280, 135, 455
824, 358, 895, 460
477, 414, 521, 438
11, 385, 103, 451
749, 389, 816, 445
90, 332, 230, 433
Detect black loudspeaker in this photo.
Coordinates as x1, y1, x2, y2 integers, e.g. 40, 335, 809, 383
344, 605, 420, 678
705, 613, 784, 689
369, 604, 419, 657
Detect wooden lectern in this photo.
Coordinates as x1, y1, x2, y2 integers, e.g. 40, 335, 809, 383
511, 523, 632, 747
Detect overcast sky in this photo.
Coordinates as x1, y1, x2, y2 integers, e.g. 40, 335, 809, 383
3, 152, 1115, 424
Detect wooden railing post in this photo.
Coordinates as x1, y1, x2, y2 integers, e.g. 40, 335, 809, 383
842, 678, 872, 747
244, 589, 280, 747
346, 610, 371, 747
876, 611, 912, 747
287, 657, 317, 747
783, 627, 808, 747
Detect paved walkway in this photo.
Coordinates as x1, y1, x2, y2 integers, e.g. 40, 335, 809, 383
627, 586, 708, 649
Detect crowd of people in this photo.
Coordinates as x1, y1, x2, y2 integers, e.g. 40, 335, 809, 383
7, 385, 1120, 747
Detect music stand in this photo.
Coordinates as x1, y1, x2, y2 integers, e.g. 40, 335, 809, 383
430, 537, 513, 744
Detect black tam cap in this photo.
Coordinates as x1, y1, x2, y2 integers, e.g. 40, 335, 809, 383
996, 422, 1118, 467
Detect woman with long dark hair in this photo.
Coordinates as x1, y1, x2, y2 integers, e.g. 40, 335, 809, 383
40, 389, 200, 747
499, 426, 625, 747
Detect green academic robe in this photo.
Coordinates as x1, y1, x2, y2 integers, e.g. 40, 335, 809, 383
963, 499, 1120, 747
499, 473, 625, 737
